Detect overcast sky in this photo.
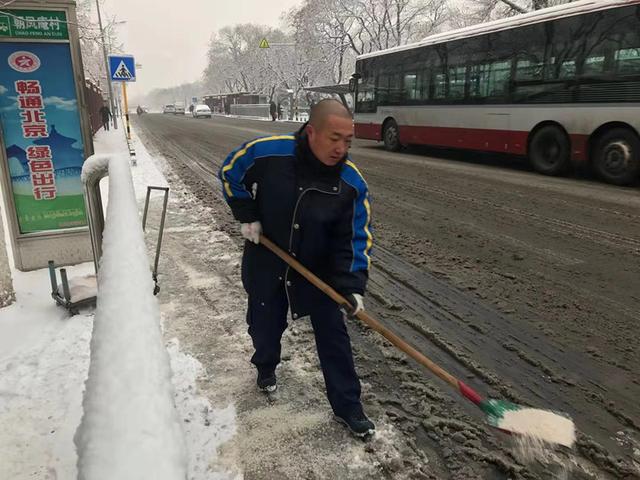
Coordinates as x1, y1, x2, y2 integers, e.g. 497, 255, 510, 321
100, 0, 302, 97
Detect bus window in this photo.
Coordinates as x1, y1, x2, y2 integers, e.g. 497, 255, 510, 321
376, 73, 403, 105
389, 73, 403, 104
616, 48, 640, 74
376, 74, 390, 104
470, 61, 510, 100
516, 59, 544, 81
448, 66, 466, 100
488, 61, 512, 98
545, 56, 577, 80
356, 76, 376, 113
582, 55, 605, 76
558, 60, 576, 79
433, 73, 446, 99
403, 73, 419, 100
419, 69, 430, 100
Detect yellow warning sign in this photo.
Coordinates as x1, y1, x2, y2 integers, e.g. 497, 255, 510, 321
259, 38, 270, 49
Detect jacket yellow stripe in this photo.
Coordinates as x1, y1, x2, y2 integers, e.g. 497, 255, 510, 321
363, 196, 373, 269
222, 135, 295, 197
344, 160, 369, 187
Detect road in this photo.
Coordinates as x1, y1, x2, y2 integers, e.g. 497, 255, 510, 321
135, 113, 640, 479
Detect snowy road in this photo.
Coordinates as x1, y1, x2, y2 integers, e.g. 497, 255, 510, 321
135, 113, 640, 479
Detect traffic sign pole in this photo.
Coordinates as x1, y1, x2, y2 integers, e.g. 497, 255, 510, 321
107, 54, 135, 139
122, 82, 130, 140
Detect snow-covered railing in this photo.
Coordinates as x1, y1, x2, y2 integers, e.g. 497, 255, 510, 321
76, 154, 186, 479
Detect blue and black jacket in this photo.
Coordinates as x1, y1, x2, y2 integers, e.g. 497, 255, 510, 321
218, 126, 372, 318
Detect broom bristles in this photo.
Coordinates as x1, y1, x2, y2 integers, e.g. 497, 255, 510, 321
494, 406, 576, 448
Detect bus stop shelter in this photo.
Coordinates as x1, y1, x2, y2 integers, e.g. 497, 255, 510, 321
303, 84, 352, 112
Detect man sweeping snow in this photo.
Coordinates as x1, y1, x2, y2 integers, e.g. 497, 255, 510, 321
218, 99, 375, 438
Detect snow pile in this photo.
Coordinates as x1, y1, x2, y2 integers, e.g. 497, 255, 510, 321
74, 154, 187, 480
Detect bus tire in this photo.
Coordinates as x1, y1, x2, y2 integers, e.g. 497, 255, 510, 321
528, 125, 571, 176
593, 128, 640, 186
383, 119, 401, 151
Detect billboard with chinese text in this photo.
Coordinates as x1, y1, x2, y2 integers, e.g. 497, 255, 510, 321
0, 42, 86, 233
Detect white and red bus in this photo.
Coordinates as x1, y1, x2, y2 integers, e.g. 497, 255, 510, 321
352, 0, 640, 185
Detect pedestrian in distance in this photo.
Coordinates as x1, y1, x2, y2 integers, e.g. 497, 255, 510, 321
99, 102, 112, 131
269, 101, 277, 121
277, 103, 283, 120
219, 99, 375, 438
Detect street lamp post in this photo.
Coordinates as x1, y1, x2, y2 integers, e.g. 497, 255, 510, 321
95, 0, 117, 129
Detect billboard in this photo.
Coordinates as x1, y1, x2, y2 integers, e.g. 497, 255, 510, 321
0, 42, 87, 233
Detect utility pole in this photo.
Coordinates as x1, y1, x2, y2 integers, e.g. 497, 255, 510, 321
95, 0, 118, 129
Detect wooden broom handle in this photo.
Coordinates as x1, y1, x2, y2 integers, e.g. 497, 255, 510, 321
259, 235, 461, 390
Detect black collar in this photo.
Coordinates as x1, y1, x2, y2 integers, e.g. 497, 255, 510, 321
295, 124, 345, 180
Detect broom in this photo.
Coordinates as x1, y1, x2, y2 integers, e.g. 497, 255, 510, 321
259, 235, 576, 447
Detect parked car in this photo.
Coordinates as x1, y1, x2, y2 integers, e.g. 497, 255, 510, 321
174, 102, 185, 115
192, 104, 212, 119
163, 104, 175, 114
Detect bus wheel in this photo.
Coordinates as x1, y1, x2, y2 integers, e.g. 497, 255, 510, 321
593, 128, 640, 186
528, 125, 571, 176
383, 119, 401, 151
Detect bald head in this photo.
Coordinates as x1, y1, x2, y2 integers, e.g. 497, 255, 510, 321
306, 99, 354, 166
309, 99, 352, 130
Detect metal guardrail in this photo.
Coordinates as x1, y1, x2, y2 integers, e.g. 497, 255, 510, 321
142, 186, 169, 295
81, 155, 108, 273
80, 154, 168, 293
75, 153, 186, 478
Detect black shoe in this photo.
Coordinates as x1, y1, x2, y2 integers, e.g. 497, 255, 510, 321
334, 410, 375, 438
257, 369, 277, 393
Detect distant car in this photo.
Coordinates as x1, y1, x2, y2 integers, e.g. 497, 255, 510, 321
192, 104, 211, 119
174, 102, 185, 115
163, 104, 175, 114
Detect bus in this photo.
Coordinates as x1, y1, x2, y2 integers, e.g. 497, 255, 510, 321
352, 0, 640, 185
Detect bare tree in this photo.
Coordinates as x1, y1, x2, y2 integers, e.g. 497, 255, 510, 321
287, 0, 355, 84
287, 0, 449, 85
76, 0, 123, 89
201, 0, 451, 109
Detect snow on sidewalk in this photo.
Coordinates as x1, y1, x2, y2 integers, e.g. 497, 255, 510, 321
0, 127, 238, 480
0, 263, 94, 480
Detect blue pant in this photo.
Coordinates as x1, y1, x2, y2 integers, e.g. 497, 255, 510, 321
246, 287, 362, 416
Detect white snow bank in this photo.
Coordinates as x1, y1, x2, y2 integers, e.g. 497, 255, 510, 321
75, 154, 187, 480
167, 338, 239, 480
0, 264, 93, 480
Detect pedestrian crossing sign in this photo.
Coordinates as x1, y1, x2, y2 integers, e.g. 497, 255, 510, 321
259, 38, 269, 49
108, 54, 136, 82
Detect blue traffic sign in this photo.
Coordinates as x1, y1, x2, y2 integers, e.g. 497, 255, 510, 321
108, 55, 136, 82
